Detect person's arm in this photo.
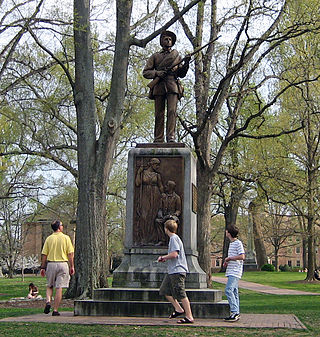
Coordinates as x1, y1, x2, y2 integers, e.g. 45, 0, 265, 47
223, 253, 245, 268
143, 55, 158, 79
40, 254, 47, 277
68, 252, 75, 275
175, 195, 181, 217
135, 166, 143, 187
225, 253, 245, 263
157, 174, 164, 193
158, 250, 179, 262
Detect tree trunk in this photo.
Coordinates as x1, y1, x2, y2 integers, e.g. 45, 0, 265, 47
197, 168, 213, 285
8, 267, 14, 279
302, 237, 307, 269
306, 209, 316, 280
305, 111, 316, 281
274, 247, 279, 271
66, 0, 133, 298
7, 255, 14, 279
306, 216, 315, 280
249, 201, 268, 269
297, 215, 308, 270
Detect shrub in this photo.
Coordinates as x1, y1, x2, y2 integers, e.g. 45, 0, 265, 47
261, 264, 275, 272
291, 266, 301, 272
279, 264, 291, 272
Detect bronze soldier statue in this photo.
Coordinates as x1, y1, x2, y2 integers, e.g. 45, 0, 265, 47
143, 31, 190, 143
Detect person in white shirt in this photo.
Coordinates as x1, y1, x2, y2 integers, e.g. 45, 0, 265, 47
223, 225, 245, 322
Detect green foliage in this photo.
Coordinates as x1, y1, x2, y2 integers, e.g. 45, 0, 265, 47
43, 184, 78, 222
278, 265, 301, 272
261, 264, 275, 272
279, 264, 291, 272
291, 267, 301, 272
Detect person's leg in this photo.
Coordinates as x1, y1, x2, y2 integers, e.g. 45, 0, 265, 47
171, 274, 194, 322
166, 94, 178, 142
225, 276, 239, 314
180, 297, 194, 322
43, 286, 53, 314
45, 263, 55, 305
165, 295, 184, 313
234, 284, 240, 314
46, 286, 53, 303
154, 219, 166, 246
52, 262, 71, 315
53, 287, 62, 313
160, 274, 184, 316
154, 96, 166, 142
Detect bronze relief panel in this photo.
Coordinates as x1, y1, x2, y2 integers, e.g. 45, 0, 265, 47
133, 156, 184, 247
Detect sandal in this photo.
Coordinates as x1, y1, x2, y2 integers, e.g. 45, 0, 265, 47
169, 310, 185, 319
177, 317, 194, 324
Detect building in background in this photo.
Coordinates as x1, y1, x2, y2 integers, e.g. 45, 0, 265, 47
22, 219, 75, 261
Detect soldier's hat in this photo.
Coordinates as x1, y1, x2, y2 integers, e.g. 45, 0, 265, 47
160, 30, 176, 46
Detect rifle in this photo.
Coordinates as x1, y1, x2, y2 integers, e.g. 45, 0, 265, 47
147, 35, 220, 90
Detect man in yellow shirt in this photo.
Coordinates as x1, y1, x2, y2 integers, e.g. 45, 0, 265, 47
40, 220, 74, 316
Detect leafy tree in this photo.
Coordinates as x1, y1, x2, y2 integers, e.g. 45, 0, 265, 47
262, 202, 298, 271
0, 191, 38, 278
168, 0, 320, 282
42, 184, 78, 223
257, 0, 320, 280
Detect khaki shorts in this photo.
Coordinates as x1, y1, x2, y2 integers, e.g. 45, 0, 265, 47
46, 262, 70, 288
159, 273, 187, 301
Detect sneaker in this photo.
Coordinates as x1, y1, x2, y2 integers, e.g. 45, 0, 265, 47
224, 313, 240, 322
52, 311, 60, 316
44, 302, 51, 314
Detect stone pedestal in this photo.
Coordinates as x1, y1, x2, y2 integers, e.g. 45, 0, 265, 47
112, 145, 206, 288
244, 213, 258, 271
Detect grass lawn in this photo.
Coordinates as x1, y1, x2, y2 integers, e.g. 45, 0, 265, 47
0, 275, 72, 319
213, 271, 320, 293
0, 275, 48, 301
0, 273, 319, 336
1, 323, 314, 337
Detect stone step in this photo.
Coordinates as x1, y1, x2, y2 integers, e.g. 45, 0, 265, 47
74, 299, 229, 319
112, 259, 207, 289
92, 288, 223, 302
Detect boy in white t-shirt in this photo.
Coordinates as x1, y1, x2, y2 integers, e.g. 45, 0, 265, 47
223, 225, 245, 322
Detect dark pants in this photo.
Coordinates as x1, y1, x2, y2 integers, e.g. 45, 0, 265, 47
154, 94, 178, 142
